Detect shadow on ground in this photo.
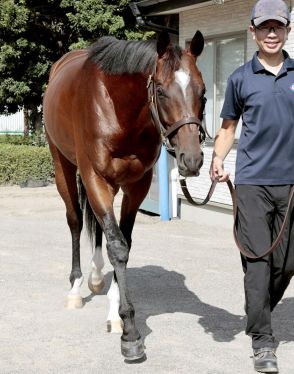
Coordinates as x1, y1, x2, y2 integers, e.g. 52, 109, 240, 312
273, 297, 294, 344
85, 265, 246, 342
83, 266, 294, 344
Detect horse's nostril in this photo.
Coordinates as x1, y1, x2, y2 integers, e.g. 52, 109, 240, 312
179, 153, 185, 165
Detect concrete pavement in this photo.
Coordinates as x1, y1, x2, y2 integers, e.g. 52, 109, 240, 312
0, 185, 293, 374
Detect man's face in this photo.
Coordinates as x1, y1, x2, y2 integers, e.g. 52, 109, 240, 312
250, 20, 291, 55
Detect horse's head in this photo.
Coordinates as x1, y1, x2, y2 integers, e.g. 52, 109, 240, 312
151, 30, 206, 177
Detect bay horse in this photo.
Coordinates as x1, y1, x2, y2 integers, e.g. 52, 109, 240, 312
43, 30, 206, 361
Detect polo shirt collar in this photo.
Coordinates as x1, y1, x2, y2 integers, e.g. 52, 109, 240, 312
252, 52, 265, 73
283, 51, 294, 70
252, 50, 294, 74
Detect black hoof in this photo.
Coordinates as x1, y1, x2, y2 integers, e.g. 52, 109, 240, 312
121, 338, 145, 361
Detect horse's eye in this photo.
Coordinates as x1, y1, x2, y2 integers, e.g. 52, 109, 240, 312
156, 86, 167, 98
202, 96, 207, 106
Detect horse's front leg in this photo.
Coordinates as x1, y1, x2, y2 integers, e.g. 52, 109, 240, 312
119, 169, 153, 248
108, 170, 154, 353
104, 212, 145, 360
81, 172, 145, 361
107, 170, 154, 336
107, 170, 153, 332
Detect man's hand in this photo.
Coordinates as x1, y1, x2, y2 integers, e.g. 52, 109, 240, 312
210, 155, 230, 182
209, 119, 237, 182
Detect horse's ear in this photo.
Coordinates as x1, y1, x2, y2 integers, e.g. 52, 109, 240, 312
157, 30, 171, 58
189, 30, 204, 58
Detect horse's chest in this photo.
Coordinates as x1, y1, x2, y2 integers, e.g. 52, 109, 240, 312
93, 143, 160, 184
88, 124, 161, 184
109, 155, 147, 183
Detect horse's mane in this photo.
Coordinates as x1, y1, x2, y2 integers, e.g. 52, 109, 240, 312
87, 36, 183, 76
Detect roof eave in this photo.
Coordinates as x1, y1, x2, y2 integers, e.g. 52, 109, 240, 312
133, 0, 213, 15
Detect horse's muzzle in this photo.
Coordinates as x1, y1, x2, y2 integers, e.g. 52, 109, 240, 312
177, 152, 204, 177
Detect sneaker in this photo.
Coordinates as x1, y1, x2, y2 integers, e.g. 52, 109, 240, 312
253, 348, 279, 373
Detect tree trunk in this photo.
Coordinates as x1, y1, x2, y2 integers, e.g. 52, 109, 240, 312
23, 108, 30, 136
28, 105, 43, 133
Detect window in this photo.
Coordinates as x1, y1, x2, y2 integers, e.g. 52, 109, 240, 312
196, 34, 246, 139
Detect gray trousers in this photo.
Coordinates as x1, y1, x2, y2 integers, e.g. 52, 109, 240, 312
236, 185, 294, 349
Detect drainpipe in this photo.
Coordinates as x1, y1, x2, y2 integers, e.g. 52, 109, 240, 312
170, 167, 180, 218
158, 145, 170, 221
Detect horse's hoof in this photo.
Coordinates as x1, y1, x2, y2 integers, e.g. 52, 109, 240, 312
65, 295, 83, 309
121, 338, 145, 361
107, 319, 123, 333
88, 276, 105, 295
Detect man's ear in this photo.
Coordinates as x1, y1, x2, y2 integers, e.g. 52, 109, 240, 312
249, 25, 256, 40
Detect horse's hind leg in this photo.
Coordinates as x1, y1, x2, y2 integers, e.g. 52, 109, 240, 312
47, 140, 83, 309
76, 179, 105, 295
106, 275, 123, 333
88, 225, 105, 294
90, 224, 123, 333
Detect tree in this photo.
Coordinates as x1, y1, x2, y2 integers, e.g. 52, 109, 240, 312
0, 0, 153, 133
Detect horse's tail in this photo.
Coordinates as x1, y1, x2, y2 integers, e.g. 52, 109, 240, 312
77, 175, 98, 250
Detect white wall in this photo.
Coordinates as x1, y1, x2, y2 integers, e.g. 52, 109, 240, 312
0, 111, 24, 134
178, 0, 294, 207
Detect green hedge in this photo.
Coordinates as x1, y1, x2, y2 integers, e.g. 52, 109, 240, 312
0, 143, 54, 186
0, 133, 47, 147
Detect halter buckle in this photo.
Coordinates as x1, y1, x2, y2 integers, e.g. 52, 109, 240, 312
146, 75, 152, 89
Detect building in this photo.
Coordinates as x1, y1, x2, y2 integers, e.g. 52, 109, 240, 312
131, 0, 294, 221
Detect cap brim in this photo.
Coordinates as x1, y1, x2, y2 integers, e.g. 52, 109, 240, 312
253, 15, 288, 26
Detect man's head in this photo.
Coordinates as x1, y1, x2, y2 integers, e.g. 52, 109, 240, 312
250, 0, 291, 56
251, 0, 290, 27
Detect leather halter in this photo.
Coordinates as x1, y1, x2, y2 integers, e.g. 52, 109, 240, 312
147, 73, 206, 153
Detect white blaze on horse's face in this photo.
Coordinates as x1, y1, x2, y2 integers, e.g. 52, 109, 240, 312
175, 69, 190, 99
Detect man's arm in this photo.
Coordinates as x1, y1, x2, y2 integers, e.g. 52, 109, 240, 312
210, 119, 238, 182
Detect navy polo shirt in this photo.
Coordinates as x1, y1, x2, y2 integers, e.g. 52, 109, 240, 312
221, 51, 294, 185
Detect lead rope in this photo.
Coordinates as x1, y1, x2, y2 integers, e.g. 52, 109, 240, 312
180, 178, 294, 260
231, 182, 294, 260
179, 178, 217, 206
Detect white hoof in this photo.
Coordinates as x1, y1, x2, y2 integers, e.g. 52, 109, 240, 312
107, 320, 123, 333
88, 276, 105, 295
65, 295, 83, 309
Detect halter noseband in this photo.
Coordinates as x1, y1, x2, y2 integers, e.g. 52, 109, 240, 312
147, 73, 207, 154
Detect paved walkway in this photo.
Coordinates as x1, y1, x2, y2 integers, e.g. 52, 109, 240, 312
0, 185, 293, 373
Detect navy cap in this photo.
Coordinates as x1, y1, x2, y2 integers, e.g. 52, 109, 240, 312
251, 0, 291, 27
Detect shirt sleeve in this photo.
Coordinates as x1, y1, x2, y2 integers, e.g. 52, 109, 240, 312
220, 74, 243, 120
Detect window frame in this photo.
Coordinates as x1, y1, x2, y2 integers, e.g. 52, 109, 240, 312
186, 31, 247, 145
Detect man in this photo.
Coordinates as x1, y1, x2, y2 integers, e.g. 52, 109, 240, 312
210, 0, 294, 372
